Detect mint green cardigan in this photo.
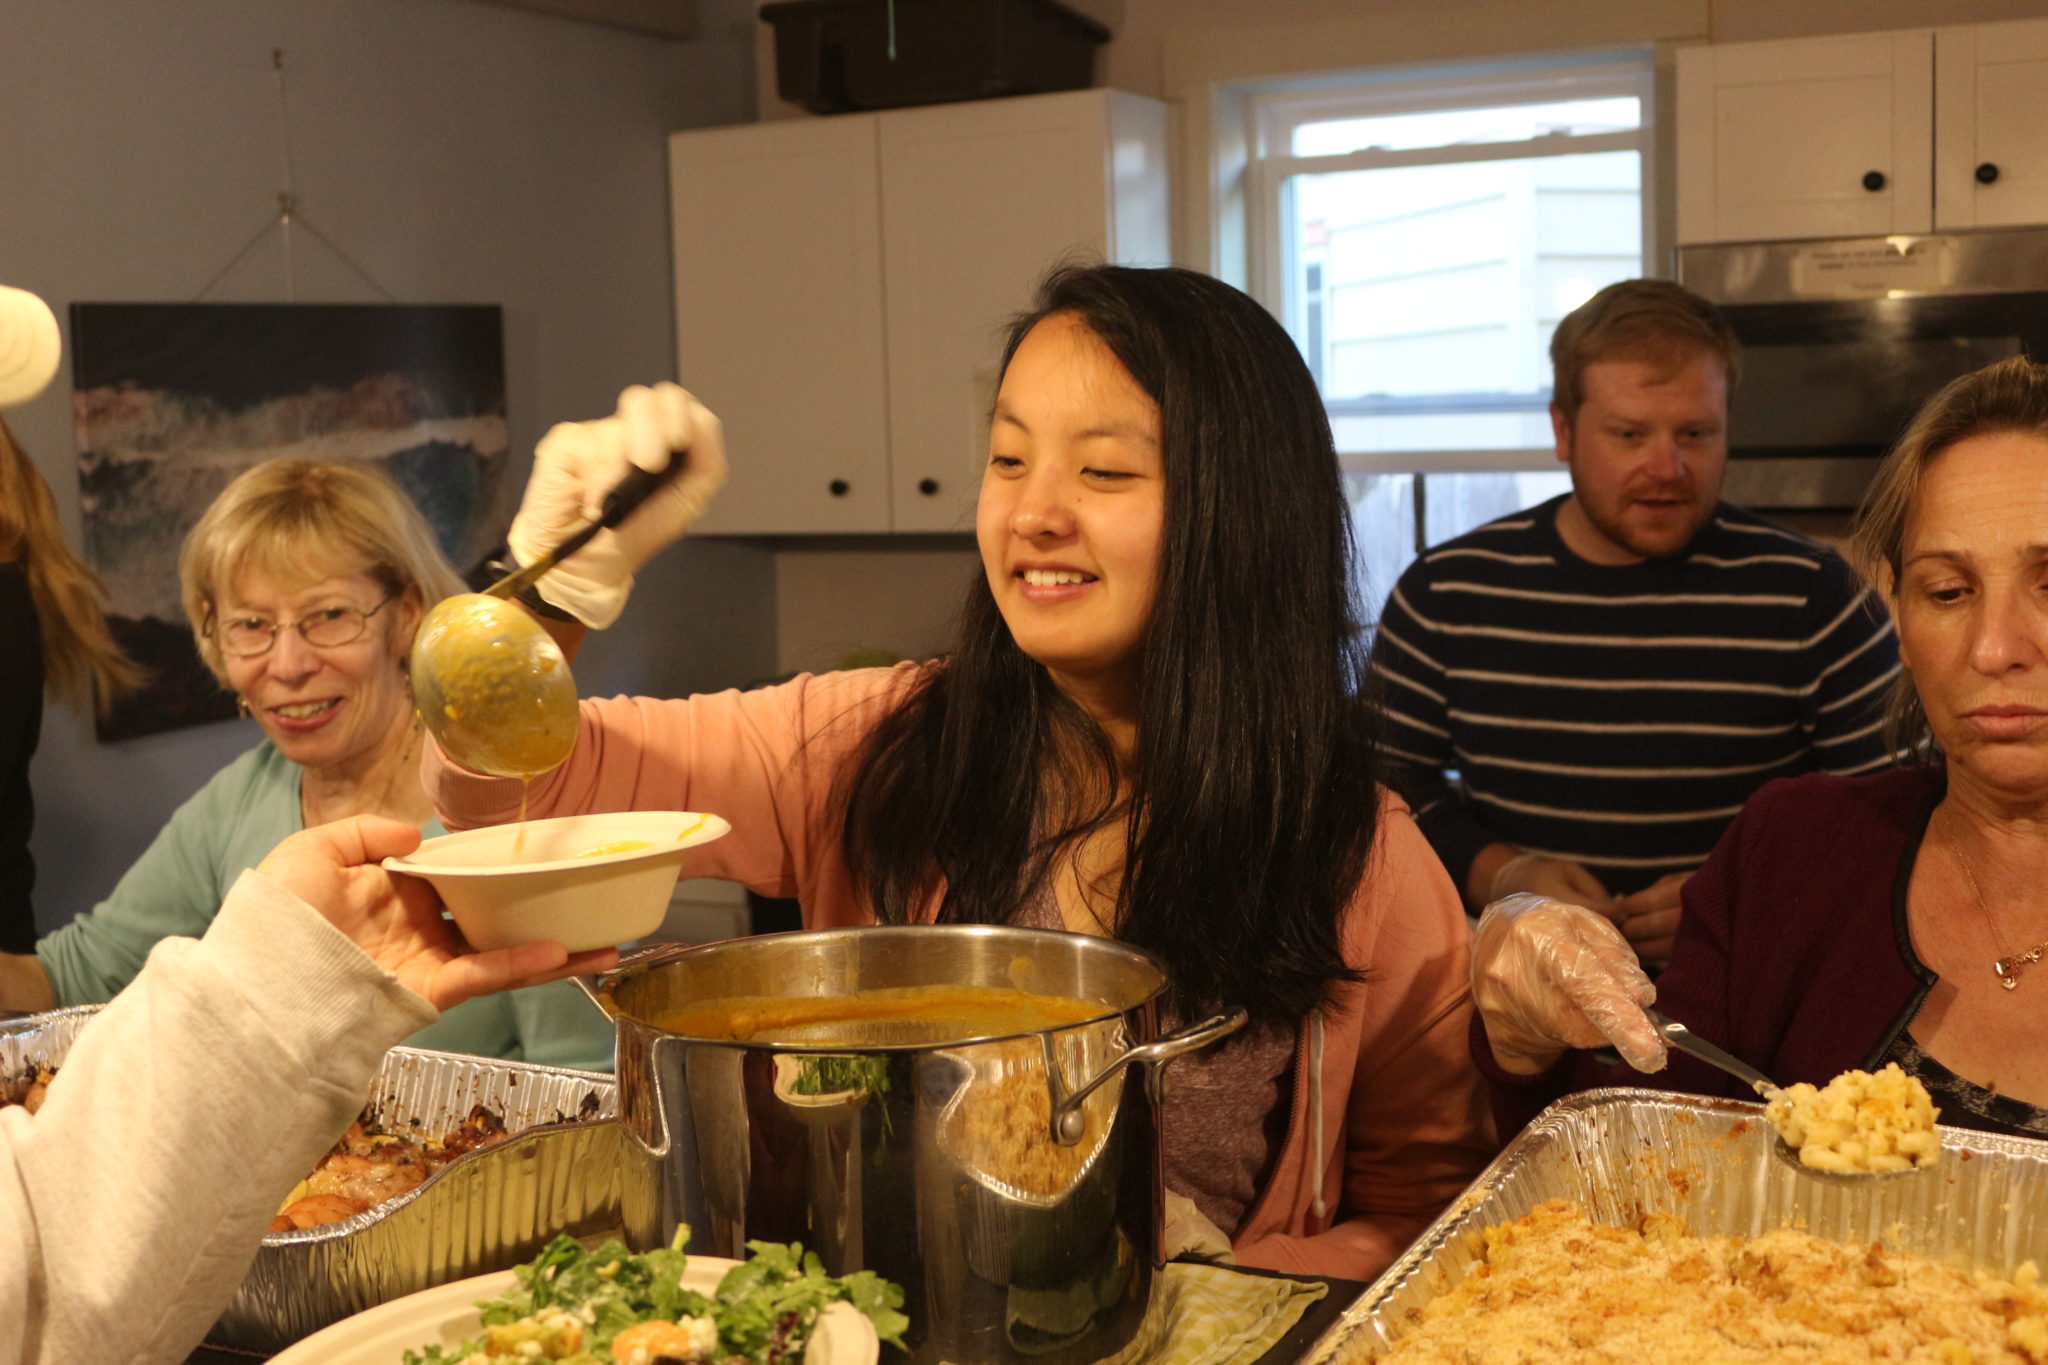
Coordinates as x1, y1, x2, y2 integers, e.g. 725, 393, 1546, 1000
36, 742, 615, 1071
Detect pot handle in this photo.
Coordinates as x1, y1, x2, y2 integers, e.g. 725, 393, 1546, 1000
1043, 1008, 1248, 1145
570, 939, 703, 1018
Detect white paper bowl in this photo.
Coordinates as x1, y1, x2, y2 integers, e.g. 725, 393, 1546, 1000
384, 810, 731, 953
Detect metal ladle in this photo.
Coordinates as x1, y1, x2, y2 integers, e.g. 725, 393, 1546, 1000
410, 456, 678, 779
1647, 1009, 1926, 1185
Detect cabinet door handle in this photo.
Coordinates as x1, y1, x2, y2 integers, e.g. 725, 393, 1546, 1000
1862, 170, 1887, 192
1977, 162, 2002, 185
828, 479, 850, 497
917, 478, 940, 496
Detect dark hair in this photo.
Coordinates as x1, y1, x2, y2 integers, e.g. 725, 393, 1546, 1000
1849, 353, 2048, 760
837, 264, 1379, 1027
0, 416, 142, 715
1549, 278, 1742, 422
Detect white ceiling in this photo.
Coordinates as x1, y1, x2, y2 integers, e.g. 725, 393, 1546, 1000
462, 0, 1124, 42
467, 0, 701, 38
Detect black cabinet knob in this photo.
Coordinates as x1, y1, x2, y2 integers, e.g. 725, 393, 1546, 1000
828, 479, 850, 497
917, 478, 940, 496
1862, 170, 1887, 192
1977, 162, 2002, 185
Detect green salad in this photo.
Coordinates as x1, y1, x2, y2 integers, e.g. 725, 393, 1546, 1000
403, 1230, 908, 1365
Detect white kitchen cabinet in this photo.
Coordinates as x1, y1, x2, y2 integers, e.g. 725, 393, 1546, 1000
1676, 30, 1933, 245
1677, 18, 2048, 245
668, 116, 890, 534
1935, 20, 2048, 230
669, 89, 1169, 535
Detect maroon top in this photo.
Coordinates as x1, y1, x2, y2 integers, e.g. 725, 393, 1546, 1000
1476, 766, 1945, 1137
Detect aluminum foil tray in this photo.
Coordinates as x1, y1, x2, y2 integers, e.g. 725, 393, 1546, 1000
1302, 1087, 2048, 1364
0, 1005, 102, 1078
0, 1008, 632, 1353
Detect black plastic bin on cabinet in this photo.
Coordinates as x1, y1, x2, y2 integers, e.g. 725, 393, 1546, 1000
759, 0, 1110, 115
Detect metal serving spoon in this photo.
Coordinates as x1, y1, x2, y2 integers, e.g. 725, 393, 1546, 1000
410, 457, 679, 779
1646, 1009, 1926, 1185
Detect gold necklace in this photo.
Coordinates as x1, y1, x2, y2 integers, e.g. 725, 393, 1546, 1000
1946, 831, 2048, 991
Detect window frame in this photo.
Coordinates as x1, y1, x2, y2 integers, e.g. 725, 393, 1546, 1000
1244, 54, 1659, 475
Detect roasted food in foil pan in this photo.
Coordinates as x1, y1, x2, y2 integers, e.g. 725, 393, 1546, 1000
0, 1064, 52, 1114
270, 1105, 518, 1231
0, 1006, 629, 1353
1304, 1088, 2048, 1365
5, 1055, 556, 1233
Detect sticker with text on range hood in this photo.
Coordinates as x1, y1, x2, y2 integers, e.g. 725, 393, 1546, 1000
1790, 237, 1957, 298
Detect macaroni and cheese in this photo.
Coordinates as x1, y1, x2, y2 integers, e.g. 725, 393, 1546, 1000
1366, 1200, 2048, 1364
1765, 1063, 1941, 1173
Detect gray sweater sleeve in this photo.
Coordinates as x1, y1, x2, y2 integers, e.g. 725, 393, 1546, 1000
0, 870, 435, 1365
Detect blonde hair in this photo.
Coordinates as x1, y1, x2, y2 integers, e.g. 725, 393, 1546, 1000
179, 459, 465, 685
0, 417, 143, 715
1848, 354, 2048, 760
1549, 279, 1743, 422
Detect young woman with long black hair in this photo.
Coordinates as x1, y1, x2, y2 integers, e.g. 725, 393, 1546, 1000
428, 265, 1495, 1278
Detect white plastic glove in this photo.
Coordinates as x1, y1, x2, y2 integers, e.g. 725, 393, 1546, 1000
507, 382, 729, 628
1471, 892, 1667, 1076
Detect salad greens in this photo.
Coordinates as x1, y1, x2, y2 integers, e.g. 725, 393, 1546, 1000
403, 1228, 907, 1365
787, 1055, 889, 1100
788, 1055, 895, 1157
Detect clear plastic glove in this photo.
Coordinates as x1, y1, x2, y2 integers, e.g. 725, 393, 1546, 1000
507, 382, 729, 628
1471, 892, 1667, 1076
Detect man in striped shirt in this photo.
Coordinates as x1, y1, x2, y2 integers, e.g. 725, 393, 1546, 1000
1369, 280, 1899, 965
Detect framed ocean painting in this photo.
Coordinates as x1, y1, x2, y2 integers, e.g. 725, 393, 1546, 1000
70, 303, 508, 742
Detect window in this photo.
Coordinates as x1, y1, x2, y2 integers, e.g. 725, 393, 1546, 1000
1244, 56, 1654, 614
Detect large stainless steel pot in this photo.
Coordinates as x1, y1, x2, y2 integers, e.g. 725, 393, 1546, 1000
582, 925, 1244, 1365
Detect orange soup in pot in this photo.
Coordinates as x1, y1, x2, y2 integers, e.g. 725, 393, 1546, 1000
651, 984, 1105, 1045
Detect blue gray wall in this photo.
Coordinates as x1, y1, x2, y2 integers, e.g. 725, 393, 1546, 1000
3, 0, 779, 930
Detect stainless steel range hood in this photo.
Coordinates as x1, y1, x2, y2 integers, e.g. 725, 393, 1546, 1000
1679, 228, 2048, 511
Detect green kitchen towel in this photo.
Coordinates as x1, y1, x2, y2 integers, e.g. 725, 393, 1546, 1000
1103, 1261, 1330, 1365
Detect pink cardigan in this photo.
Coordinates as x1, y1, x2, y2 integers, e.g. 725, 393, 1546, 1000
425, 665, 1495, 1280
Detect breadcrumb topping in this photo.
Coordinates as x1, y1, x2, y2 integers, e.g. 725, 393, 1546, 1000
1363, 1200, 2048, 1364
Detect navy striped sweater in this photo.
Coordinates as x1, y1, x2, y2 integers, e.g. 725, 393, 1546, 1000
1368, 495, 1900, 897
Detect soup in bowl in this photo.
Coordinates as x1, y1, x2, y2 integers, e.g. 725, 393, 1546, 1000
383, 810, 730, 952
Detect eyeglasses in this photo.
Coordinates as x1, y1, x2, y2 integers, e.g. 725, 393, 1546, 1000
213, 592, 399, 659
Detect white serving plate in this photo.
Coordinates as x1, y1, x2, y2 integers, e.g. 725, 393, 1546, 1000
267, 1252, 879, 1365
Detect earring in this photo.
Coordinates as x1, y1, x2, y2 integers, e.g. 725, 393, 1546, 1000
236, 696, 252, 718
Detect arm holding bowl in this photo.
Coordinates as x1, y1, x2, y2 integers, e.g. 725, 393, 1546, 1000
0, 817, 607, 1365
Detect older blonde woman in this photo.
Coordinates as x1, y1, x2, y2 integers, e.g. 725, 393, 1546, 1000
0, 459, 614, 1070
1472, 353, 2048, 1140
